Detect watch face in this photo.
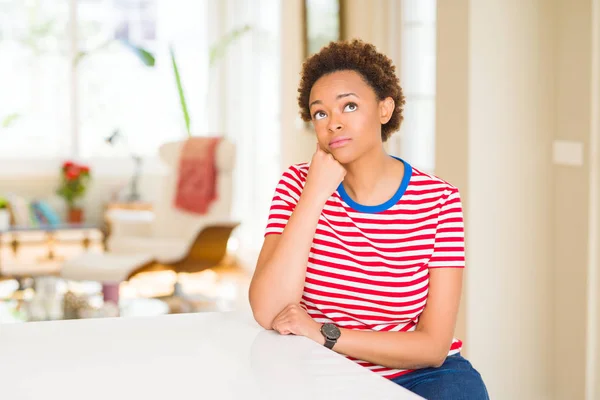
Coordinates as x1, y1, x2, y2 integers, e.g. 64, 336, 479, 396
321, 323, 341, 340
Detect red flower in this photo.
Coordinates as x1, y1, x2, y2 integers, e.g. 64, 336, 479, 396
65, 167, 80, 181
57, 161, 91, 207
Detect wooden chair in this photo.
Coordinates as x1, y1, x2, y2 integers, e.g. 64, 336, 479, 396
125, 222, 240, 280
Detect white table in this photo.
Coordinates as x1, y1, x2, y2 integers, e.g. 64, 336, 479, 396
0, 312, 422, 400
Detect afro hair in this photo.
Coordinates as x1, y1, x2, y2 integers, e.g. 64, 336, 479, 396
297, 39, 405, 142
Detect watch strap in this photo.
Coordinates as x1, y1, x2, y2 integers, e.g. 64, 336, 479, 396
324, 337, 336, 349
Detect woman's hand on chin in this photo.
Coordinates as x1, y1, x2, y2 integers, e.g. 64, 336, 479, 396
303, 142, 346, 203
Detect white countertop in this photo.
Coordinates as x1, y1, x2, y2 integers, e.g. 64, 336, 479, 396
0, 312, 422, 400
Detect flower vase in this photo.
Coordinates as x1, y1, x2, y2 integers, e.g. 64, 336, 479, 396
67, 207, 84, 224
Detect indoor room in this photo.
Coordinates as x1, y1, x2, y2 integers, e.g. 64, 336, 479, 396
0, 1, 599, 399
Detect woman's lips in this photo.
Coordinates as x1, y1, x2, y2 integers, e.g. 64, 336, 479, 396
329, 138, 351, 149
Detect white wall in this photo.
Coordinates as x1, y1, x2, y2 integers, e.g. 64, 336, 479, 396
553, 1, 598, 399
435, 0, 469, 358
553, 0, 588, 397
590, 1, 600, 392
438, 1, 555, 398
438, 0, 600, 398
342, 0, 392, 52
470, 1, 554, 397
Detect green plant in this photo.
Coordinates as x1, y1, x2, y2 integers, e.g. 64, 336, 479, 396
169, 46, 191, 136
0, 196, 8, 209
208, 25, 252, 67
75, 38, 156, 67
56, 161, 91, 209
1, 113, 20, 129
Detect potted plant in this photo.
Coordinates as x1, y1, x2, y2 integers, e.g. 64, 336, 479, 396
0, 196, 10, 231
56, 161, 91, 223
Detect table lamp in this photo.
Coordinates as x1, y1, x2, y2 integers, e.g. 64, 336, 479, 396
105, 129, 142, 202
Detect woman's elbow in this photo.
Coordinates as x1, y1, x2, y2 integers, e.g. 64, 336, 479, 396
248, 291, 273, 329
391, 353, 445, 370
428, 345, 452, 368
251, 307, 273, 330
429, 354, 446, 368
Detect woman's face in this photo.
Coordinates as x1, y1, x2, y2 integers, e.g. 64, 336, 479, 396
308, 69, 393, 164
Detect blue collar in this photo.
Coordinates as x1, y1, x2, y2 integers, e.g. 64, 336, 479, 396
336, 156, 412, 213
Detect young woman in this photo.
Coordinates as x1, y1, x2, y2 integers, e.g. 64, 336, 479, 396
249, 39, 489, 399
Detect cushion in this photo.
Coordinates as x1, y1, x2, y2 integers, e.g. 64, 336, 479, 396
107, 236, 189, 264
61, 253, 155, 283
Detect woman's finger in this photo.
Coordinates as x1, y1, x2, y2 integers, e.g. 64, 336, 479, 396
271, 310, 288, 330
274, 319, 290, 334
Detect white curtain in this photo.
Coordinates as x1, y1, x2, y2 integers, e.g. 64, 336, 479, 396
397, 0, 437, 173
207, 0, 282, 262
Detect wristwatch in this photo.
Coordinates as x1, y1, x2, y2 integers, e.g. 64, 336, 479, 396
320, 323, 341, 349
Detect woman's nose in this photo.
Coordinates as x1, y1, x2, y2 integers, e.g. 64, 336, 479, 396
327, 120, 343, 132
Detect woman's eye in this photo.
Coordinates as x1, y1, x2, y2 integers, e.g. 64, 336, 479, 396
313, 111, 327, 120
344, 103, 358, 112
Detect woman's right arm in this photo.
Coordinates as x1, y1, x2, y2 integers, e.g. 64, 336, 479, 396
249, 145, 346, 329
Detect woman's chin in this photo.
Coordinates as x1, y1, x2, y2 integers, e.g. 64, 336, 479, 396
331, 150, 355, 165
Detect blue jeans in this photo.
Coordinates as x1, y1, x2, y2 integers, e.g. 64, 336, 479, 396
391, 353, 489, 400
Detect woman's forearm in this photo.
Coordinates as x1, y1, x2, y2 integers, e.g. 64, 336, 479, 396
249, 189, 326, 328
314, 328, 449, 370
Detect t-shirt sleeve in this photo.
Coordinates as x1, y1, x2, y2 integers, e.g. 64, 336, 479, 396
264, 165, 304, 236
428, 188, 465, 268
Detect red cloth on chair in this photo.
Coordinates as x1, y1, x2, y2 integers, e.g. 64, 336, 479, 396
174, 136, 222, 215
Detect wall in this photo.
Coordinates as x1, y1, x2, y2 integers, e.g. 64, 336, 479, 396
472, 1, 555, 397
435, 0, 470, 358
341, 0, 392, 52
437, 1, 555, 398
553, 1, 593, 398
591, 0, 600, 390
438, 0, 600, 398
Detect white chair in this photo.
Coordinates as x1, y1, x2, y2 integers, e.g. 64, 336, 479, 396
107, 138, 237, 261
61, 138, 239, 304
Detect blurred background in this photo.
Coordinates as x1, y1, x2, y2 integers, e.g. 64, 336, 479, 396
0, 0, 599, 399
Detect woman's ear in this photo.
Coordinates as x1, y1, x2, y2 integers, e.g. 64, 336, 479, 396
379, 97, 395, 124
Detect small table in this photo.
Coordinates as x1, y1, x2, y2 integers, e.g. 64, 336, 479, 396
105, 201, 153, 213
0, 224, 104, 279
0, 312, 422, 399
103, 201, 153, 238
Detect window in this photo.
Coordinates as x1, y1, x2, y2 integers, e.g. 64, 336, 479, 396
303, 0, 341, 57
77, 0, 210, 159
221, 0, 282, 254
0, 0, 283, 256
0, 0, 71, 159
0, 0, 211, 160
398, 0, 436, 173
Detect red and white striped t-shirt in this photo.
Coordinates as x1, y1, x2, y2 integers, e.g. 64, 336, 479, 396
264, 157, 464, 379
